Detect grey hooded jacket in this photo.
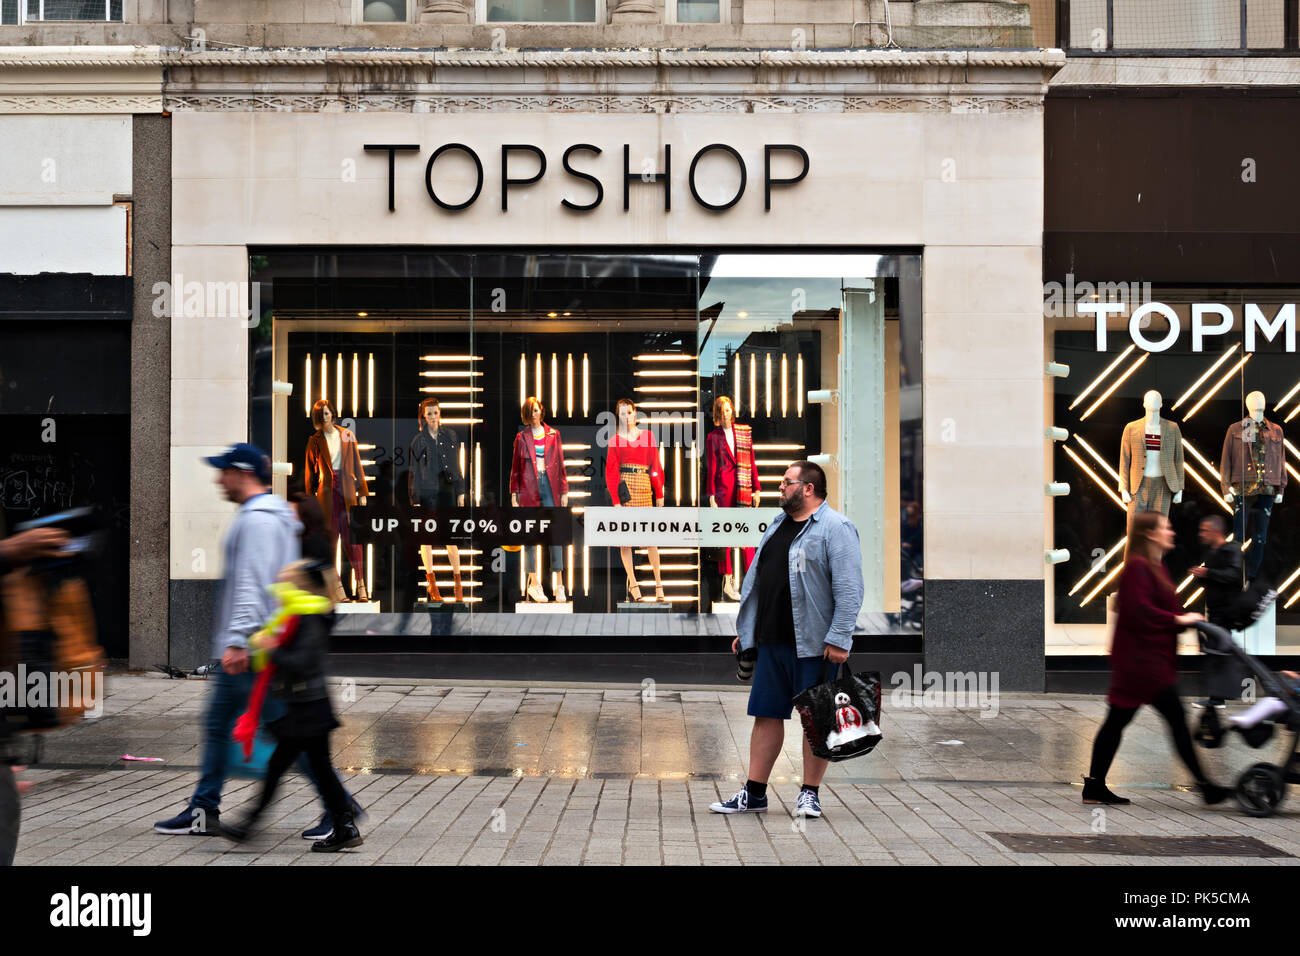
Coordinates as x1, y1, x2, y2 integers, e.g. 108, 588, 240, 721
210, 492, 301, 661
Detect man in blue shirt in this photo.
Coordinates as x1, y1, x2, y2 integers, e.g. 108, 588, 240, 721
711, 460, 864, 820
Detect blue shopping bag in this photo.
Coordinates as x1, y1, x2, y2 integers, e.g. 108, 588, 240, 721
227, 729, 276, 780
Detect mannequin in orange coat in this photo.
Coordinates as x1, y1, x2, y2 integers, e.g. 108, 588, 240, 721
304, 399, 370, 601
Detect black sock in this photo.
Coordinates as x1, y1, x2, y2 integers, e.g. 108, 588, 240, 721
744, 779, 767, 800
800, 784, 819, 797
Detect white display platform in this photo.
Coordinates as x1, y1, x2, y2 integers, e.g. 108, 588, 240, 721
335, 601, 380, 614
514, 602, 574, 614
1237, 602, 1277, 655
710, 602, 740, 615
615, 601, 672, 613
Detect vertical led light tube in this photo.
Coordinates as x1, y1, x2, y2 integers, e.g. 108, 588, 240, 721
781, 354, 788, 417
305, 356, 312, 416
535, 353, 542, 404
567, 354, 574, 417
366, 544, 373, 599
674, 444, 682, 504
551, 353, 558, 418
568, 545, 574, 595
690, 441, 698, 504
734, 353, 741, 416
519, 354, 526, 408
459, 443, 466, 481
352, 353, 359, 417
583, 544, 590, 595
321, 355, 328, 406
749, 354, 756, 418
336, 353, 343, 415
367, 354, 374, 418
474, 442, 482, 505
582, 353, 589, 417
797, 355, 804, 418
765, 353, 772, 417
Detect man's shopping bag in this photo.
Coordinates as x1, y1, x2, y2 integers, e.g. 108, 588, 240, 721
793, 661, 883, 762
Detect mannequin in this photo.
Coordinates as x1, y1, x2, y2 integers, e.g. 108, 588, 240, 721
1118, 390, 1184, 532
705, 395, 760, 601
305, 398, 369, 601
605, 398, 666, 603
1221, 390, 1287, 580
509, 396, 569, 603
409, 397, 465, 604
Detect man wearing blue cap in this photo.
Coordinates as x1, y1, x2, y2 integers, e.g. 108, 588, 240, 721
154, 444, 303, 835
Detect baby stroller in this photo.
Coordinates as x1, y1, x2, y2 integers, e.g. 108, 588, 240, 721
1195, 621, 1300, 817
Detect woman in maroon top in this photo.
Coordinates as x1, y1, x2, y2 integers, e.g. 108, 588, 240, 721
1083, 510, 1229, 806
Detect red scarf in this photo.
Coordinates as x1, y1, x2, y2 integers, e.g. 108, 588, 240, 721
734, 424, 755, 506
231, 615, 301, 759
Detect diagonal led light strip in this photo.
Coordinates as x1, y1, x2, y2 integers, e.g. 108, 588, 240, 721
1069, 537, 1125, 597
1183, 437, 1221, 481
1183, 586, 1205, 609
1286, 404, 1300, 424
1171, 344, 1239, 411
1073, 435, 1122, 485
1081, 355, 1148, 421
1273, 379, 1300, 411
1069, 344, 1137, 411
1182, 461, 1233, 514
1184, 355, 1251, 421
1081, 561, 1125, 606
1063, 446, 1126, 509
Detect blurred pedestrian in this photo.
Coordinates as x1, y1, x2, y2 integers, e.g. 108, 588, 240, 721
1190, 513, 1242, 708
1083, 511, 1230, 806
220, 560, 362, 852
711, 461, 863, 820
0, 523, 70, 865
154, 444, 301, 835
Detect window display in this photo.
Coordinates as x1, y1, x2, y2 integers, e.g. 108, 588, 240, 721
1051, 289, 1300, 651
251, 251, 923, 640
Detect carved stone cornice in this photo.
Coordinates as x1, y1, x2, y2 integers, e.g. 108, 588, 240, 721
163, 91, 1044, 113
0, 45, 164, 114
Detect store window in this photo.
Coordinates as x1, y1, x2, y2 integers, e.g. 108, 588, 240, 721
672, 0, 723, 23
1066, 0, 1286, 51
481, 0, 600, 21
250, 251, 922, 640
1050, 287, 1300, 651
19, 0, 121, 21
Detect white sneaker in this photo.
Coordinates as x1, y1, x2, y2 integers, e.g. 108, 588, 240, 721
526, 583, 549, 603
554, 584, 568, 603
722, 579, 740, 602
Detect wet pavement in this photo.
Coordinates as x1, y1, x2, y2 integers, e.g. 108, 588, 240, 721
11, 674, 1300, 865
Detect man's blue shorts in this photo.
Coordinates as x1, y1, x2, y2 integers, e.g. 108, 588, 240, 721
747, 643, 827, 719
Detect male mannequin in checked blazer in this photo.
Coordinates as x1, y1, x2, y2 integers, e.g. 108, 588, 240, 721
1119, 390, 1184, 533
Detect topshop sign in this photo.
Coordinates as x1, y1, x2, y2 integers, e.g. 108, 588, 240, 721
364, 142, 810, 213
1080, 301, 1298, 353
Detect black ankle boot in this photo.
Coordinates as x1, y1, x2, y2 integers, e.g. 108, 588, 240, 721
1082, 776, 1131, 805
311, 810, 363, 852
1197, 781, 1231, 805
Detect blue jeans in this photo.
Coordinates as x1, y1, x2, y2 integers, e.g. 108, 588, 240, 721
524, 473, 565, 573
1233, 493, 1274, 580
191, 662, 352, 813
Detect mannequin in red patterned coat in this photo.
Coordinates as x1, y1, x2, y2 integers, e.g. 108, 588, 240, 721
705, 395, 760, 601
509, 396, 569, 603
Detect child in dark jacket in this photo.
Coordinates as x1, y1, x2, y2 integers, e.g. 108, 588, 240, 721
221, 559, 361, 852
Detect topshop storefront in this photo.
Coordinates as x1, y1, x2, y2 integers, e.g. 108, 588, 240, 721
161, 49, 1060, 688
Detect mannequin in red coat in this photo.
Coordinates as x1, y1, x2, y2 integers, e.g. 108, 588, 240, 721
1082, 510, 1229, 807
605, 398, 666, 603
705, 395, 760, 601
509, 396, 569, 603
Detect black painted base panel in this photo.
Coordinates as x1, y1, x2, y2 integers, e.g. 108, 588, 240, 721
328, 651, 925, 685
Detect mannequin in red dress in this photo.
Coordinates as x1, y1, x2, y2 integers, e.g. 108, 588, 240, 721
605, 399, 666, 603
705, 395, 760, 601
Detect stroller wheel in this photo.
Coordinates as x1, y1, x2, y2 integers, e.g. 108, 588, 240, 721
1235, 763, 1286, 817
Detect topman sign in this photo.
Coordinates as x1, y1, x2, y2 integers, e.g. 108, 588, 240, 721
1079, 301, 1298, 353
